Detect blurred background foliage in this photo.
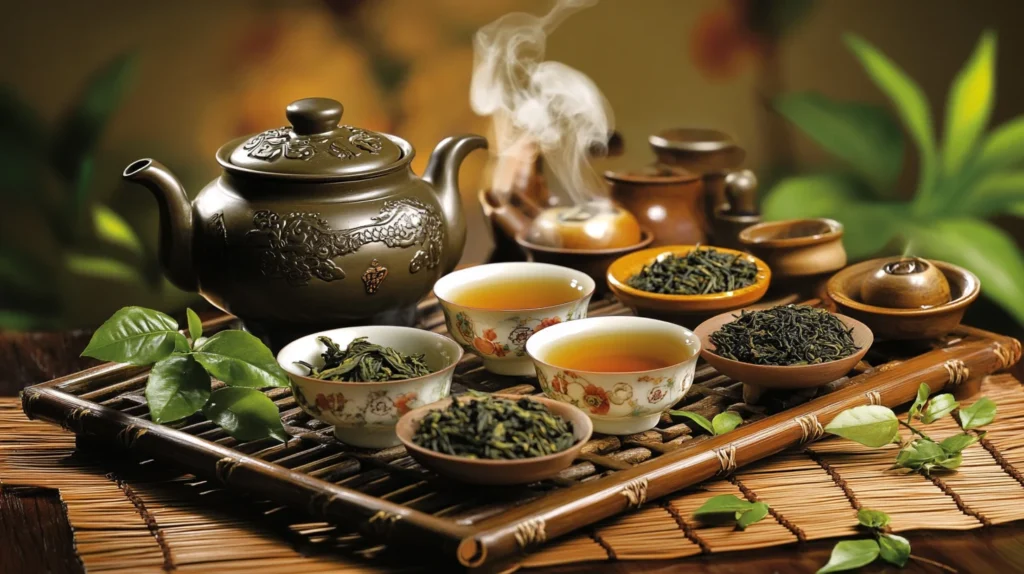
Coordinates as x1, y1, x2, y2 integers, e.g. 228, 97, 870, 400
1, 0, 1023, 333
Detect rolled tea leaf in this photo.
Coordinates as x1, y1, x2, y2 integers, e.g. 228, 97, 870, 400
193, 331, 290, 388
146, 354, 211, 423
626, 247, 758, 295
82, 306, 188, 365
709, 305, 859, 366
304, 336, 432, 382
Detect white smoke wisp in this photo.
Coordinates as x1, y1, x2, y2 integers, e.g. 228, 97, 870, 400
470, 0, 612, 206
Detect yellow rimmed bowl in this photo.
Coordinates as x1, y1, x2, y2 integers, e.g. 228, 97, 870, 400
606, 245, 771, 327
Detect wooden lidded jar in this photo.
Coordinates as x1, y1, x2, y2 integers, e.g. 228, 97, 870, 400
604, 166, 706, 246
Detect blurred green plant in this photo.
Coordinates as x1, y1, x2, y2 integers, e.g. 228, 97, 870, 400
764, 31, 1024, 325
0, 53, 187, 332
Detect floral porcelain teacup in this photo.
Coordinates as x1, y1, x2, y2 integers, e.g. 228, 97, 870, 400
433, 262, 595, 376
526, 316, 700, 435
278, 326, 462, 448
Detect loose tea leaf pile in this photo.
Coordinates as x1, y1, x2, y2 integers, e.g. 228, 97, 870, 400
413, 394, 576, 460
626, 247, 758, 295
710, 305, 859, 365
300, 336, 433, 382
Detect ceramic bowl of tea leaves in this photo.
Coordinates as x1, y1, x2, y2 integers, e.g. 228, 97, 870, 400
693, 307, 873, 391
278, 326, 463, 449
607, 245, 771, 327
395, 393, 593, 485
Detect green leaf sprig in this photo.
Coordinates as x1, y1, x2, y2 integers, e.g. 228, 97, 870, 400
669, 410, 743, 436
692, 494, 771, 531
82, 306, 290, 442
824, 384, 996, 475
818, 509, 911, 573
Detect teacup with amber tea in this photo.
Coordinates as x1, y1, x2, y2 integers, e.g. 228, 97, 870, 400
527, 316, 700, 434
434, 262, 595, 376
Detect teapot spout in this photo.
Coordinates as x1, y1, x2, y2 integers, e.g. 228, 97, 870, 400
123, 159, 198, 291
423, 134, 487, 273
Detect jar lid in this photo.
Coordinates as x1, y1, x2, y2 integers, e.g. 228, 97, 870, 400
218, 98, 405, 179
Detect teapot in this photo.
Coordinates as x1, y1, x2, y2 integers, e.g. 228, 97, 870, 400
125, 97, 486, 339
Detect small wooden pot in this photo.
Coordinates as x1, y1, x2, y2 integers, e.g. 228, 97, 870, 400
739, 218, 847, 278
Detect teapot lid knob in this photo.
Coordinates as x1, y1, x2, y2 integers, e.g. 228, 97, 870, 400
286, 98, 343, 135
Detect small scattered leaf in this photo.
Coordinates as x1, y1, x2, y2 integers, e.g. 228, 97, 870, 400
896, 439, 945, 470
692, 494, 754, 519
186, 308, 202, 342
737, 502, 771, 530
712, 411, 743, 436
936, 453, 963, 470
825, 405, 900, 447
670, 410, 714, 435
856, 508, 890, 529
939, 433, 980, 455
958, 397, 996, 429
145, 354, 211, 423
909, 383, 930, 418
193, 330, 290, 388
921, 393, 959, 424
202, 387, 289, 442
817, 539, 880, 573
81, 306, 188, 365
878, 533, 911, 568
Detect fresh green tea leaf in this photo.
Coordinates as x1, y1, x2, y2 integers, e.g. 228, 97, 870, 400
939, 433, 980, 455
896, 439, 945, 470
774, 92, 904, 195
817, 539, 880, 573
146, 354, 211, 423
186, 308, 202, 343
825, 405, 900, 447
936, 453, 963, 470
692, 494, 754, 519
942, 30, 996, 177
960, 170, 1024, 218
712, 411, 743, 436
878, 533, 911, 568
921, 393, 959, 424
856, 508, 890, 529
202, 387, 289, 442
193, 331, 289, 388
737, 502, 771, 530
959, 397, 996, 429
670, 410, 714, 435
974, 116, 1024, 176
82, 306, 188, 365
909, 383, 930, 419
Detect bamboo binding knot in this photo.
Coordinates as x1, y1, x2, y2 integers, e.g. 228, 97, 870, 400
620, 477, 649, 509
993, 340, 1022, 370
63, 407, 91, 432
117, 425, 147, 448
215, 456, 242, 483
714, 445, 738, 475
795, 414, 825, 444
366, 510, 402, 539
865, 391, 882, 406
944, 359, 970, 386
513, 518, 547, 551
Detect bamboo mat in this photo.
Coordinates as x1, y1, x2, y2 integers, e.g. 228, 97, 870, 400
3, 375, 1024, 572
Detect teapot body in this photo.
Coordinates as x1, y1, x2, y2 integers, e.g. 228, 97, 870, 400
192, 167, 457, 331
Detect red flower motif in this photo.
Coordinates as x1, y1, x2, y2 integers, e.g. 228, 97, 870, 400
315, 392, 347, 413
582, 384, 610, 415
483, 328, 497, 341
394, 391, 418, 416
534, 317, 561, 333
648, 387, 666, 404
551, 375, 569, 394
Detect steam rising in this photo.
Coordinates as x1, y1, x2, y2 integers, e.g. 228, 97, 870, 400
470, 0, 612, 206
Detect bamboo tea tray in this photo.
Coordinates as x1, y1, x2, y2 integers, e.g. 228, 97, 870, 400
20, 296, 1021, 572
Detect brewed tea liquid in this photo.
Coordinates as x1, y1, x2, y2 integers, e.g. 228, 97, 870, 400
450, 276, 584, 310
545, 332, 691, 372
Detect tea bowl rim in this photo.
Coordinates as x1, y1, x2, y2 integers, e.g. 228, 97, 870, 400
433, 261, 596, 314
605, 244, 771, 304
693, 309, 874, 372
525, 315, 701, 377
277, 325, 463, 388
395, 393, 593, 468
514, 227, 655, 256
738, 218, 844, 249
827, 258, 981, 318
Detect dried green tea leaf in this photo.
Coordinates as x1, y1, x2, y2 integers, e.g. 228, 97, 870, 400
626, 247, 758, 295
878, 533, 911, 567
921, 393, 959, 424
825, 406, 900, 447
856, 508, 890, 529
958, 397, 996, 430
909, 383, 930, 418
302, 336, 432, 382
709, 305, 859, 366
737, 502, 771, 530
712, 411, 743, 436
82, 306, 188, 365
817, 539, 880, 573
669, 410, 714, 435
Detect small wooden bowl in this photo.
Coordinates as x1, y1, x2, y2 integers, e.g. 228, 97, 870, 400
516, 229, 655, 296
827, 258, 980, 340
693, 311, 873, 390
739, 218, 847, 278
395, 394, 593, 486
606, 245, 771, 327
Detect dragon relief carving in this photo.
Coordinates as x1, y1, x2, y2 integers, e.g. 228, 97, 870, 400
245, 198, 445, 287
241, 125, 384, 163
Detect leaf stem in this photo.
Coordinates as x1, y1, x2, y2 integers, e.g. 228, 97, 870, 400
909, 554, 958, 573
899, 419, 935, 442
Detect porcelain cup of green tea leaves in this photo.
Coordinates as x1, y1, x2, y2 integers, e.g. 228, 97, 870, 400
277, 326, 463, 448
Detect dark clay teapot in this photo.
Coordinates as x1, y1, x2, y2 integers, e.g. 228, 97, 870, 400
125, 97, 486, 337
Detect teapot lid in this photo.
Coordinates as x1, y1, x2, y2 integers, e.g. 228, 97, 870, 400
218, 98, 406, 179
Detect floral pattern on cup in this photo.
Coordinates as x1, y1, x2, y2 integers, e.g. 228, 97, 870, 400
537, 368, 693, 418
446, 308, 582, 359
293, 386, 431, 424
